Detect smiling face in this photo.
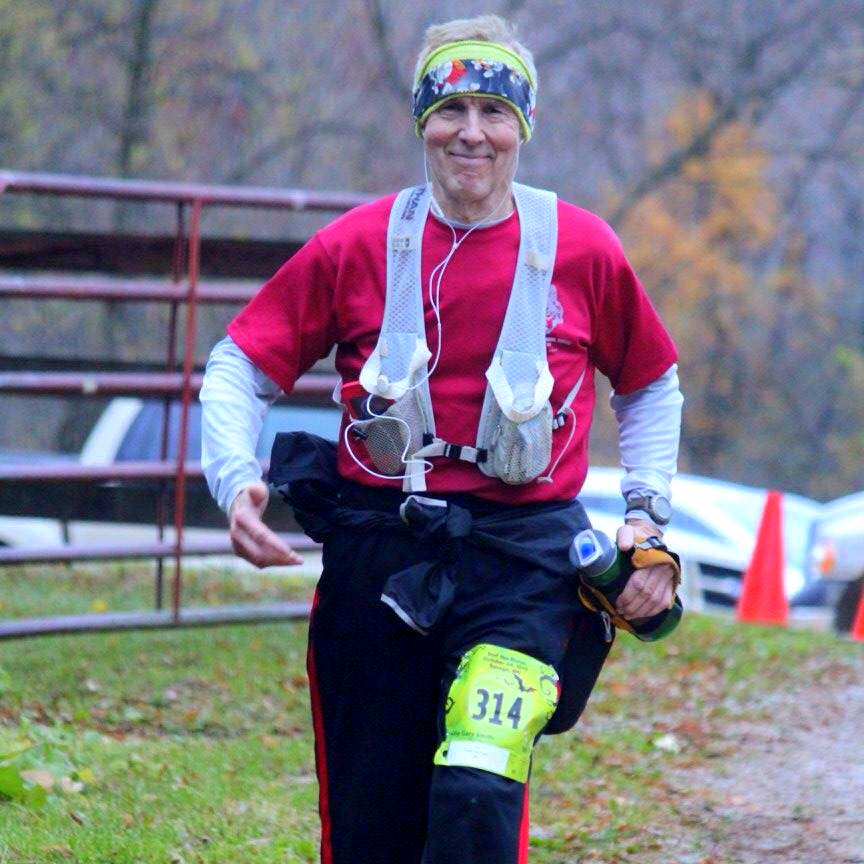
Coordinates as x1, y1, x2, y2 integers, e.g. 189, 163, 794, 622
422, 95, 521, 223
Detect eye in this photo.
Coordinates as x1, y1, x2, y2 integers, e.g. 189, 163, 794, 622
439, 100, 465, 114
483, 102, 503, 113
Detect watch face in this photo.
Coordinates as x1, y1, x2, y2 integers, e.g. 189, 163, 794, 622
627, 494, 672, 524
652, 496, 672, 523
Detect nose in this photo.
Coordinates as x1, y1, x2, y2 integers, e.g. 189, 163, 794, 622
457, 105, 486, 145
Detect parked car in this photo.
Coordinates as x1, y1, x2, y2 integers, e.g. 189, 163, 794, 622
579, 467, 824, 609
80, 397, 341, 464
75, 396, 342, 534
0, 397, 342, 555
808, 491, 864, 632
0, 399, 826, 610
0, 449, 77, 547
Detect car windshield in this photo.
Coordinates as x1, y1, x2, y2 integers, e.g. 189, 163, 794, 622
685, 482, 819, 568
585, 472, 821, 566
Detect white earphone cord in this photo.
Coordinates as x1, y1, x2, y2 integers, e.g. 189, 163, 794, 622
346, 159, 540, 483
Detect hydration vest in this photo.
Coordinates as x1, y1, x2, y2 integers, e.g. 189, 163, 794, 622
348, 182, 585, 493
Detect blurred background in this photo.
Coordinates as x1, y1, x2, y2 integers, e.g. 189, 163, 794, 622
0, 0, 863, 500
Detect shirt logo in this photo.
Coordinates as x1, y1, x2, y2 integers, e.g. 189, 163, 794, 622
545, 282, 564, 333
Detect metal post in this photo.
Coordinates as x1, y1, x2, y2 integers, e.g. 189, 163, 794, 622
155, 202, 186, 610
171, 199, 203, 622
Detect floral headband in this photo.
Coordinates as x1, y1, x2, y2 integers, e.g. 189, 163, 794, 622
412, 40, 537, 141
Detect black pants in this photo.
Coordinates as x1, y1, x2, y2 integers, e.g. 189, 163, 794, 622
306, 485, 595, 864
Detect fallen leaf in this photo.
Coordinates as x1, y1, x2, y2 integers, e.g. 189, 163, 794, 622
76, 767, 96, 785
20, 769, 55, 791
653, 733, 682, 753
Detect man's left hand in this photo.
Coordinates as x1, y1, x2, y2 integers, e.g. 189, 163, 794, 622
614, 521, 676, 621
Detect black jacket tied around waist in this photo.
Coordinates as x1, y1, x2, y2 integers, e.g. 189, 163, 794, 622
268, 431, 613, 734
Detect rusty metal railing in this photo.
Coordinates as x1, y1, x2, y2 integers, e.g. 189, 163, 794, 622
0, 274, 258, 303
0, 169, 370, 638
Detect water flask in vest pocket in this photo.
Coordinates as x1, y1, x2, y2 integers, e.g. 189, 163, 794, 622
481, 351, 554, 485
340, 380, 419, 476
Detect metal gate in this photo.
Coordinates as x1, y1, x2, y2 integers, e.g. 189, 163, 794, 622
0, 170, 370, 639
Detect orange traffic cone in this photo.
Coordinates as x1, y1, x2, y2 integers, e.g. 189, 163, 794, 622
737, 490, 788, 625
851, 585, 864, 642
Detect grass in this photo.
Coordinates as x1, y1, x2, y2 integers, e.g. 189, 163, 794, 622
0, 564, 861, 863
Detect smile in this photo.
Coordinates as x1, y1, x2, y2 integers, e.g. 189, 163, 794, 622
447, 153, 491, 165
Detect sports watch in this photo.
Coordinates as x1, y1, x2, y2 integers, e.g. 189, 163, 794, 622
625, 493, 672, 526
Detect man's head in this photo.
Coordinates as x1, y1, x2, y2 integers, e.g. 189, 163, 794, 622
412, 15, 538, 142
413, 15, 536, 219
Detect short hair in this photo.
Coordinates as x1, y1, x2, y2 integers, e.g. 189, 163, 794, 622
413, 14, 537, 89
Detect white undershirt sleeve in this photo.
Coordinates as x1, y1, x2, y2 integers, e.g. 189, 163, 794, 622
199, 335, 283, 514
610, 363, 683, 515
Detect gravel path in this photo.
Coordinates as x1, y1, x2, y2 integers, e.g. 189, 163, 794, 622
655, 673, 864, 863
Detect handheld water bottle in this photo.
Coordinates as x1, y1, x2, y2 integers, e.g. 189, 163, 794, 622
569, 528, 683, 641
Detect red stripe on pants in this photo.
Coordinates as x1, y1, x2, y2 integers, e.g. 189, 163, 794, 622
518, 782, 530, 863
307, 590, 333, 864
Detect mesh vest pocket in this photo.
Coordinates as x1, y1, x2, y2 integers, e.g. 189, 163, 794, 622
484, 401, 554, 484
351, 388, 428, 476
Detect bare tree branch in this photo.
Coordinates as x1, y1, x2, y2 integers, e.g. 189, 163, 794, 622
608, 29, 830, 227
226, 120, 367, 183
500, 0, 527, 17
364, 0, 411, 101
535, 21, 621, 66
116, 0, 160, 179
783, 77, 864, 208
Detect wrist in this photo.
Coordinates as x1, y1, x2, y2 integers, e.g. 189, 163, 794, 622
624, 516, 665, 539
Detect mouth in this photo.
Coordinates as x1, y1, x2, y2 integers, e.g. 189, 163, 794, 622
447, 152, 492, 169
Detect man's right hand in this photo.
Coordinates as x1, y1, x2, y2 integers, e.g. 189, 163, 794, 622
228, 481, 303, 568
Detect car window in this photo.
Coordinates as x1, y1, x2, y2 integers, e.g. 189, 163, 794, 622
708, 491, 818, 568
115, 401, 343, 461
116, 402, 204, 461
680, 482, 821, 568
665, 510, 726, 541
257, 405, 342, 455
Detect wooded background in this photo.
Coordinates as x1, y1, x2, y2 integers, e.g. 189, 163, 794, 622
1, 0, 863, 499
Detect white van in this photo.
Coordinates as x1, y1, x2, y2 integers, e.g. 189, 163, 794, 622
580, 467, 823, 610
809, 492, 864, 631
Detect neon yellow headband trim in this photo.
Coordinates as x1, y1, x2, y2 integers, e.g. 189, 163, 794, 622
415, 40, 536, 88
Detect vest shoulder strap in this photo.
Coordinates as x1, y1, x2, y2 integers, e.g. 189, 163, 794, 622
477, 183, 558, 434
359, 185, 433, 401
